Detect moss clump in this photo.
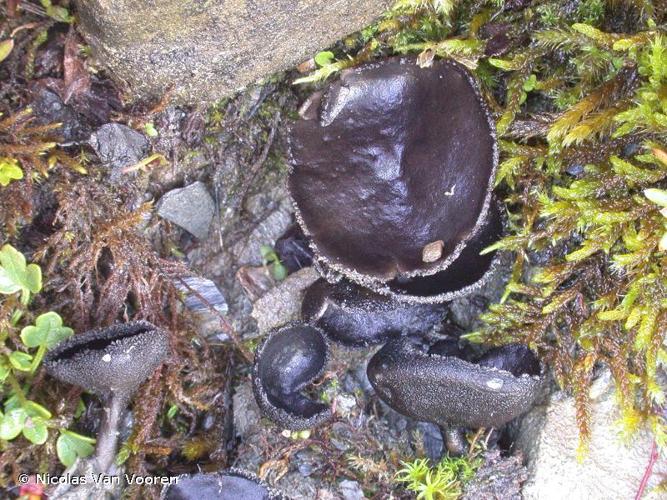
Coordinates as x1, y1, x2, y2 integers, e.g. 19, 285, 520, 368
296, 0, 667, 451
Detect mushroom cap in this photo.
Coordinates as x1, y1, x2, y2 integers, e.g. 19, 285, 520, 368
302, 278, 445, 348
162, 468, 285, 500
289, 56, 498, 286
252, 323, 331, 430
44, 321, 169, 400
367, 338, 543, 429
380, 197, 504, 303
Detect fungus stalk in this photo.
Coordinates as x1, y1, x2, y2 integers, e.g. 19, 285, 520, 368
95, 391, 128, 473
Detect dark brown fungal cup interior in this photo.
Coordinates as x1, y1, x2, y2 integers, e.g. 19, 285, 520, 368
252, 323, 332, 429
477, 344, 542, 378
289, 56, 498, 285
50, 322, 154, 362
384, 198, 504, 301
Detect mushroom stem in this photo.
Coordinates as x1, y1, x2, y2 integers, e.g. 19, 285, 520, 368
95, 394, 126, 473
441, 424, 468, 457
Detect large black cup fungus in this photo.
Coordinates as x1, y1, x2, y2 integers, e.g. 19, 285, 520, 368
381, 197, 505, 303
289, 56, 498, 288
162, 468, 285, 500
44, 321, 169, 472
367, 337, 542, 432
252, 323, 332, 430
302, 278, 445, 348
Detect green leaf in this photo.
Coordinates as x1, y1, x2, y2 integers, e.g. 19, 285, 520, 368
40, 0, 73, 23
166, 404, 178, 419
0, 244, 42, 304
22, 416, 48, 445
21, 312, 73, 349
116, 442, 131, 465
314, 51, 335, 67
0, 39, 14, 63
57, 430, 96, 467
0, 356, 9, 382
9, 351, 33, 371
24, 400, 52, 419
271, 261, 288, 281
523, 74, 537, 92
259, 244, 274, 260
0, 157, 23, 186
144, 122, 158, 138
0, 408, 27, 440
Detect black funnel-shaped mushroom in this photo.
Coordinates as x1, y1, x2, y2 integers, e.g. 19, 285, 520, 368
302, 278, 445, 347
162, 468, 285, 500
44, 321, 169, 472
367, 337, 542, 453
289, 56, 498, 291
252, 323, 331, 430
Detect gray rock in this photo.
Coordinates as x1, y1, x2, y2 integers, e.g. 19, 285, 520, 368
75, 0, 392, 104
462, 449, 527, 500
89, 123, 149, 179
516, 369, 667, 499
339, 480, 364, 500
177, 276, 228, 315
157, 181, 215, 239
231, 186, 294, 266
251, 267, 320, 334
175, 275, 229, 341
416, 421, 444, 462
233, 379, 262, 439
33, 89, 91, 144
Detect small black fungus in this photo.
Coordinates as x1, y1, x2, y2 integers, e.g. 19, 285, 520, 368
275, 224, 314, 273
252, 323, 331, 430
44, 321, 169, 472
367, 337, 542, 432
162, 468, 285, 500
302, 278, 445, 348
289, 56, 497, 288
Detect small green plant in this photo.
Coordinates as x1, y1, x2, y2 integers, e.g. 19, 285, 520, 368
260, 244, 288, 281
293, 50, 355, 84
0, 157, 23, 186
395, 453, 482, 500
0, 244, 94, 466
40, 0, 73, 23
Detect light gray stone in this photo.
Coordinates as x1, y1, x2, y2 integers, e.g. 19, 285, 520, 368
89, 123, 149, 180
339, 479, 365, 500
233, 379, 262, 438
516, 369, 667, 500
462, 449, 527, 500
75, 0, 393, 104
157, 181, 215, 239
251, 267, 320, 333
175, 275, 230, 342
